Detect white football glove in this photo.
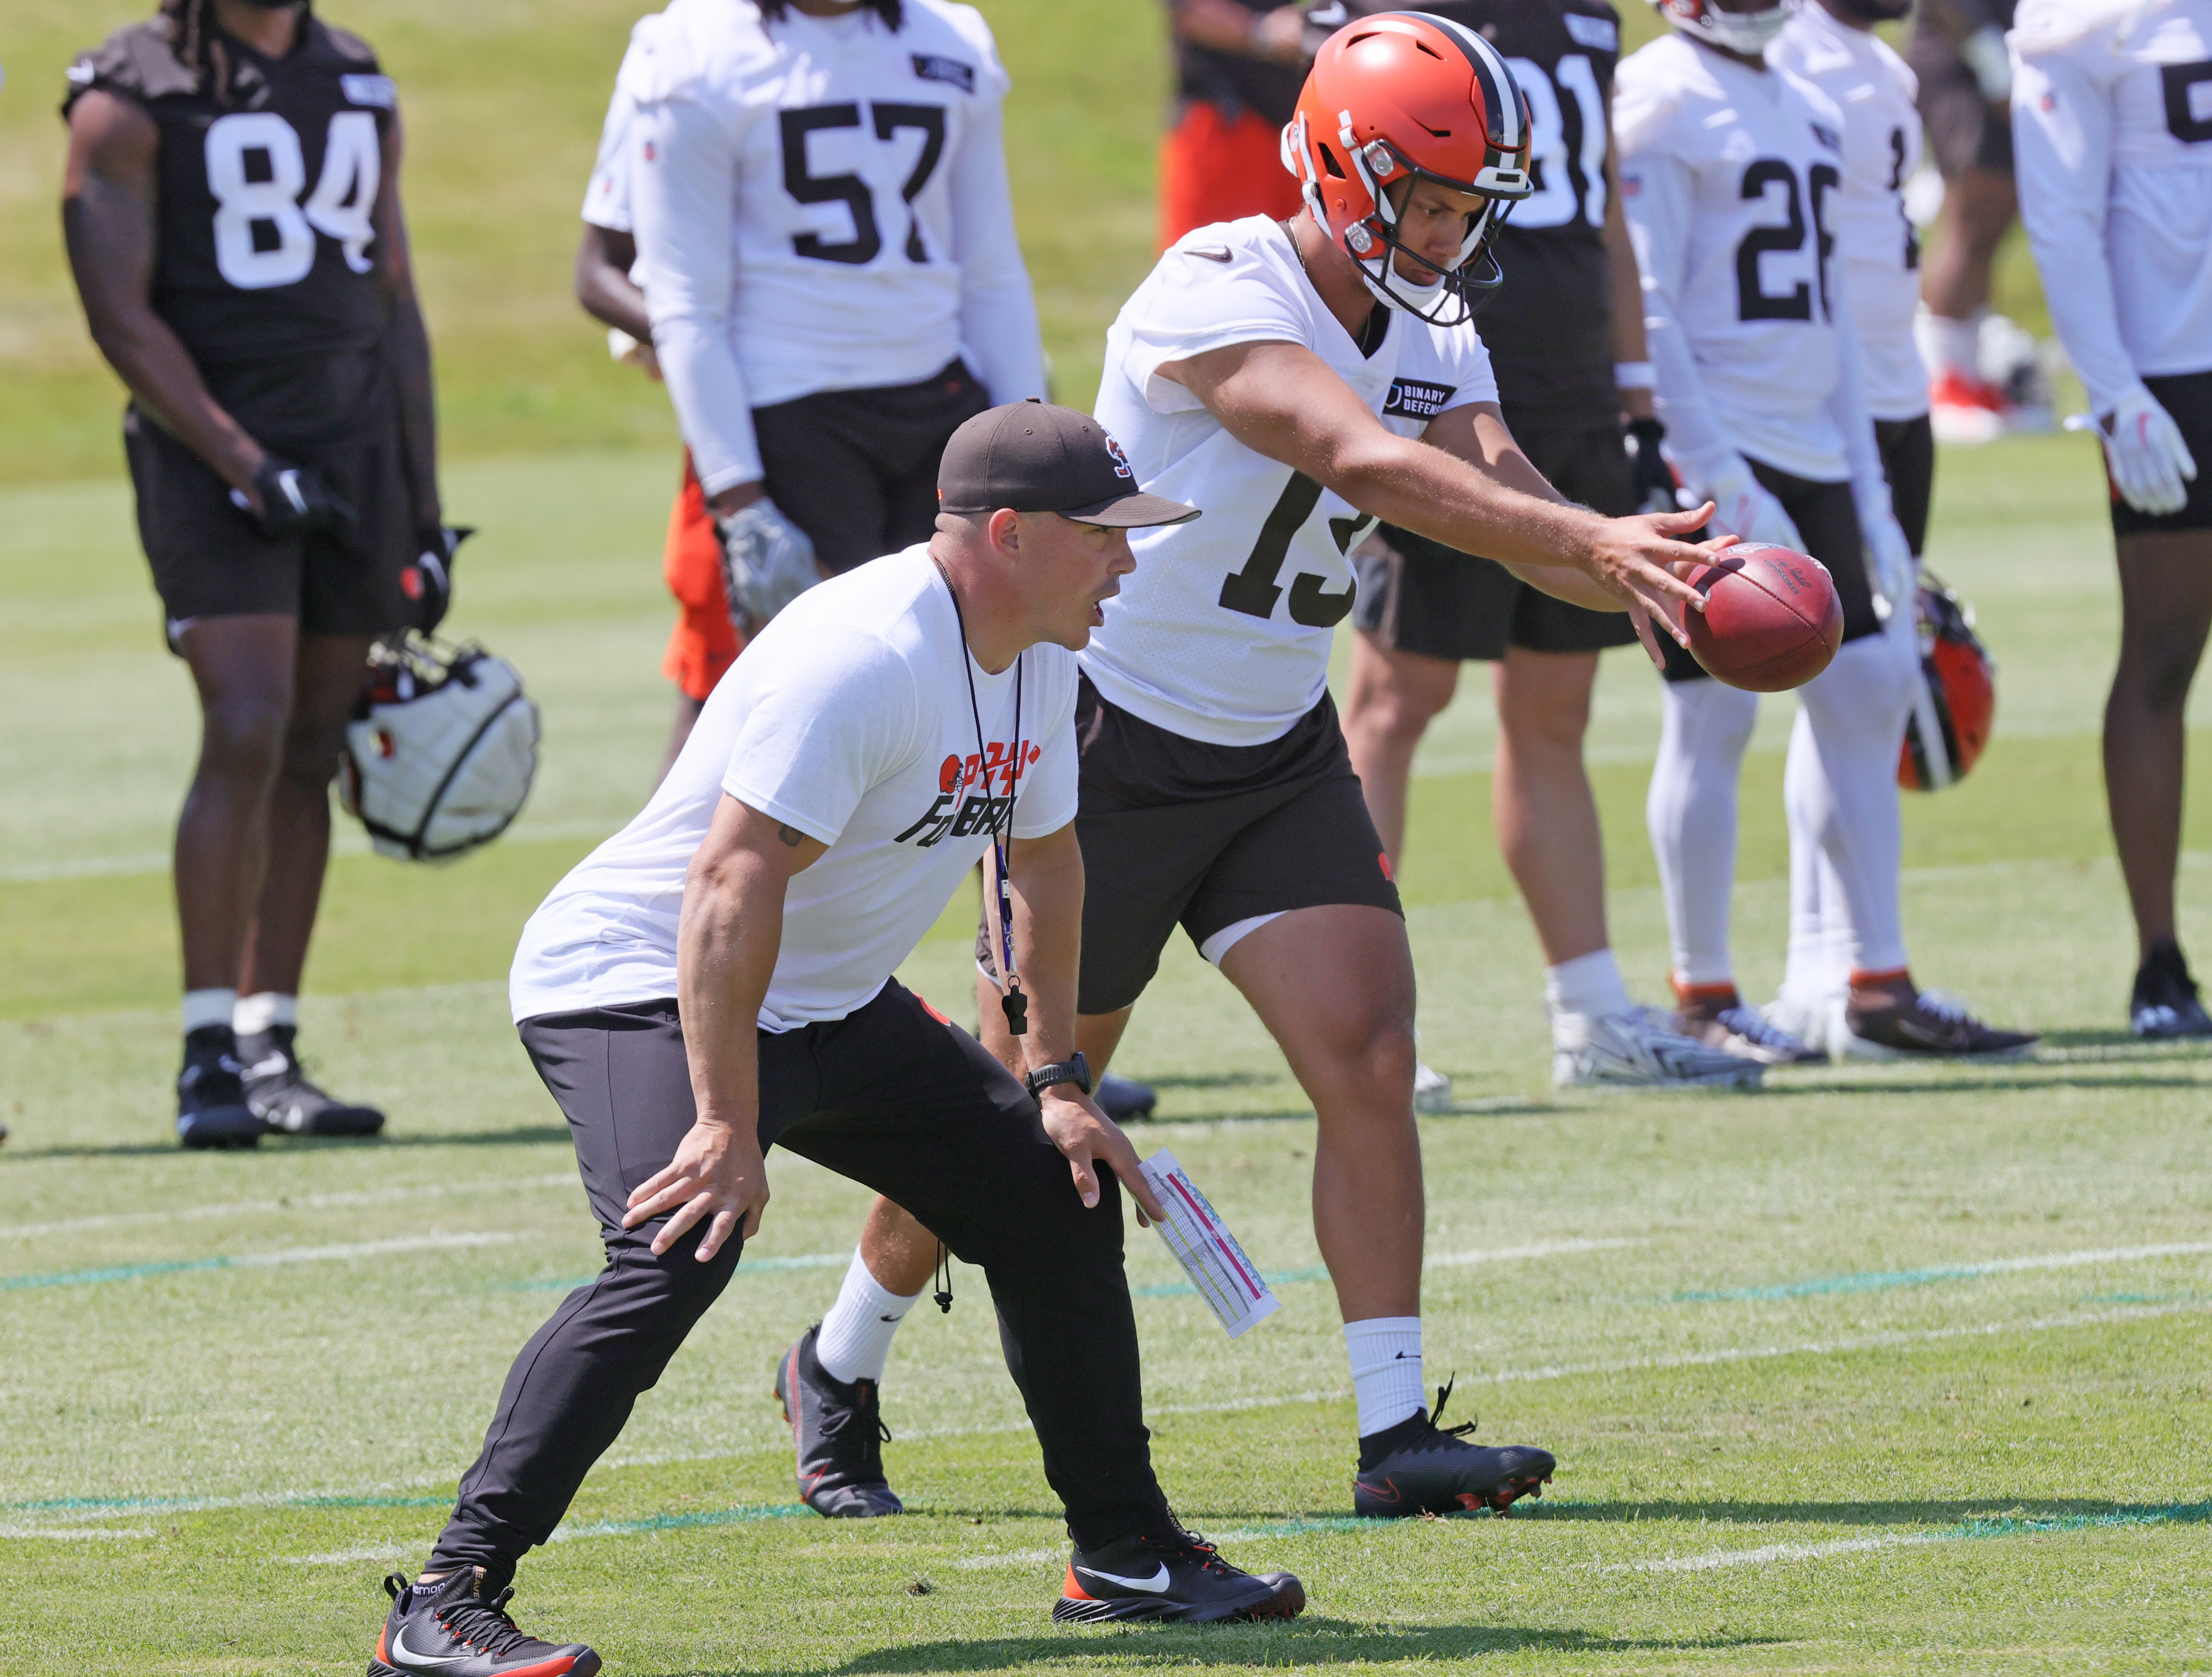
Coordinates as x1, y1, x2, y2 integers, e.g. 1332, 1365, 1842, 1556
1961, 25, 2013, 104
2099, 387, 2199, 517
1863, 512, 1915, 622
716, 497, 819, 628
1703, 463, 1805, 553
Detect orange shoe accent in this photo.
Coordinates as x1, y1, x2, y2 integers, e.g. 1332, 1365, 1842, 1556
1849, 967, 1910, 987
1671, 976, 1740, 1006
1928, 368, 2005, 415
1060, 1563, 1096, 1602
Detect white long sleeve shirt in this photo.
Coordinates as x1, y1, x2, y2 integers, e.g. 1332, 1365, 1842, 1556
620, 0, 1046, 493
2010, 0, 2212, 415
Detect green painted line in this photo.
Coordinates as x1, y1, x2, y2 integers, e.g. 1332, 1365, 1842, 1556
553, 1503, 812, 1540
1, 1257, 232, 1290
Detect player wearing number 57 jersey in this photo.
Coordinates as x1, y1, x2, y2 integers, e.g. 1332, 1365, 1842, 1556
63, 0, 440, 1148
623, 0, 1044, 614
1621, 0, 2032, 1060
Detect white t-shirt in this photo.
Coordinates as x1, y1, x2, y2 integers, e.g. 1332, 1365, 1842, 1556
509, 547, 1080, 1031
1771, 5, 1928, 422
2011, 0, 2212, 413
1618, 34, 1854, 480
582, 15, 655, 234
626, 0, 1046, 494
1082, 216, 1499, 746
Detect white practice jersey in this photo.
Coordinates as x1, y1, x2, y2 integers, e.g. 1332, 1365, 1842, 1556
1618, 34, 1854, 481
511, 547, 1080, 1031
623, 0, 1045, 493
1771, 5, 1927, 421
2012, 0, 2212, 412
582, 15, 653, 234
1083, 217, 1498, 746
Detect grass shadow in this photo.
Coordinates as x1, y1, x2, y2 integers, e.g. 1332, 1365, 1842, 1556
1738, 1071, 2212, 1099
1516, 1496, 2206, 1528
0, 1125, 574, 1161
686, 1619, 1789, 1676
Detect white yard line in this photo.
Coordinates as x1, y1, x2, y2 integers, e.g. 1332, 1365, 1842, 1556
0, 1523, 157, 1540
1606, 1533, 1945, 1573
1431, 1238, 1645, 1266
0, 1173, 582, 1242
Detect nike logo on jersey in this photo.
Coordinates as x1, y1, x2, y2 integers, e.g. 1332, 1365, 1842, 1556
1187, 246, 1235, 262
1076, 1563, 1171, 1592
387, 1624, 469, 1668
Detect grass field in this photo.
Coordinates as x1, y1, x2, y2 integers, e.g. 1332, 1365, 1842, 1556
5, 0, 2210, 1671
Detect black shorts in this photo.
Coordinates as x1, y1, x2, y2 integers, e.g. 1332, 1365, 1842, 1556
755, 358, 991, 575
124, 396, 414, 644
1352, 415, 1639, 661
1069, 676, 1401, 1015
1875, 413, 1937, 557
2111, 371, 2212, 537
1911, 40, 2014, 177
1659, 456, 1879, 683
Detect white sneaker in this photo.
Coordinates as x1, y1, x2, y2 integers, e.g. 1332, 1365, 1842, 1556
1552, 1006, 1764, 1090
1413, 1061, 1455, 1114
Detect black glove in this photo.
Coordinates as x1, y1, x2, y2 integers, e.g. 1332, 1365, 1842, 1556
1623, 416, 1679, 516
234, 454, 358, 539
401, 524, 474, 633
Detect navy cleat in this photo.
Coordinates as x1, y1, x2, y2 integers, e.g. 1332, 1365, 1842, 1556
1352, 1380, 1555, 1517
774, 1323, 904, 1517
368, 1569, 598, 1677
1053, 1518, 1304, 1624
1095, 1070, 1158, 1121
2131, 939, 2212, 1039
240, 1024, 386, 1136
177, 1025, 261, 1150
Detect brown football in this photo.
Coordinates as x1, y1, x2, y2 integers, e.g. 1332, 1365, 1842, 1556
1683, 543, 1845, 692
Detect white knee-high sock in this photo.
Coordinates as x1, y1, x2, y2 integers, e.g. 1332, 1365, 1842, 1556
1343, 1316, 1426, 1437
1788, 633, 1916, 977
1780, 711, 1852, 1008
815, 1249, 924, 1384
1646, 676, 1760, 986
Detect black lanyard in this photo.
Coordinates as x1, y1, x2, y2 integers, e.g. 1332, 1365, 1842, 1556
935, 561, 1027, 1037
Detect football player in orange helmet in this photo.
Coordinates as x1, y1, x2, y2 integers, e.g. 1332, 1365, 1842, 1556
819, 11, 1732, 1528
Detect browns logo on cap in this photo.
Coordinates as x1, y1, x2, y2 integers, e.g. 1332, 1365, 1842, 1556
937, 401, 1199, 528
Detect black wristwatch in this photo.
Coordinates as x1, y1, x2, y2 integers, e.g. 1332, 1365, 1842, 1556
1023, 1051, 1091, 1100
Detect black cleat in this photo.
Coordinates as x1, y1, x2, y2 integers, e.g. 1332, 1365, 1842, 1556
177, 1026, 260, 1150
2131, 939, 2212, 1039
240, 1025, 386, 1136
1053, 1518, 1305, 1624
773, 1323, 903, 1517
1095, 1071, 1158, 1122
1352, 1380, 1555, 1517
368, 1569, 598, 1677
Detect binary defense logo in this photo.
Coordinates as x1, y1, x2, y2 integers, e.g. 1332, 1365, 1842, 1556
896, 740, 1041, 848
912, 53, 976, 92
1384, 377, 1455, 420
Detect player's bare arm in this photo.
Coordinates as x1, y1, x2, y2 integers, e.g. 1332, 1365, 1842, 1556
1162, 335, 1713, 640
573, 225, 651, 342
992, 824, 1165, 1223
371, 108, 440, 530
1601, 147, 1657, 422
62, 89, 269, 506
627, 795, 828, 1261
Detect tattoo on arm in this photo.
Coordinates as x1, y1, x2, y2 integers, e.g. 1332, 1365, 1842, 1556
776, 824, 805, 848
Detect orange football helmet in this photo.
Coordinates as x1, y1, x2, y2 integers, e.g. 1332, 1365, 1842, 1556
1900, 573, 1995, 792
1280, 11, 1533, 325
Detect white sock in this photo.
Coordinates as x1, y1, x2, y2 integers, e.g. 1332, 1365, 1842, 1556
234, 992, 297, 1037
182, 988, 237, 1036
1779, 714, 1852, 1008
1787, 635, 1916, 976
1928, 311, 1984, 379
1343, 1316, 1426, 1437
815, 1248, 924, 1385
1544, 948, 1635, 1026
1646, 677, 1759, 987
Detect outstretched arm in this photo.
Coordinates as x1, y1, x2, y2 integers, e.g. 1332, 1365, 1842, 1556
61, 90, 270, 508
624, 796, 827, 1261
372, 108, 440, 531
1159, 340, 1713, 634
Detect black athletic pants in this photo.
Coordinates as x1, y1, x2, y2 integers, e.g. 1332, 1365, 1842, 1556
428, 981, 1167, 1579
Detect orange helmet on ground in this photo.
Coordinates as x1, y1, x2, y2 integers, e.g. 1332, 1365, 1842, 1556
1280, 11, 1534, 325
1900, 573, 1996, 791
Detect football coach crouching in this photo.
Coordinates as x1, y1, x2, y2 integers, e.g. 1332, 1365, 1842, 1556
366, 404, 1307, 1677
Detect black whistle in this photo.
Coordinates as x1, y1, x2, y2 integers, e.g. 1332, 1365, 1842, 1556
1001, 987, 1029, 1037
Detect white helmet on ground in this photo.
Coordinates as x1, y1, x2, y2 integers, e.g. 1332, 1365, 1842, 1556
338, 633, 541, 863
1650, 0, 1796, 57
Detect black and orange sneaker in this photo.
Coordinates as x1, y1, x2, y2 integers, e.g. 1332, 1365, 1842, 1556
368, 1569, 597, 1677
1352, 1380, 1555, 1517
1053, 1519, 1305, 1624
1839, 972, 2036, 1059
773, 1323, 903, 1517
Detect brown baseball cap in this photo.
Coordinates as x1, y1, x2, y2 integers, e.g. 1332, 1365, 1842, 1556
938, 401, 1200, 528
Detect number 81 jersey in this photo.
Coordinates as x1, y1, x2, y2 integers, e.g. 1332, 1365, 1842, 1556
1085, 216, 1498, 747
65, 17, 393, 371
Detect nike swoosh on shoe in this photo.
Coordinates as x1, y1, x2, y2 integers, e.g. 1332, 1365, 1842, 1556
1076, 1564, 1171, 1592
388, 1624, 470, 1668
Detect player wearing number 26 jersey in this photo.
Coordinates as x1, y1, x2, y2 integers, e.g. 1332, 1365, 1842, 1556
1623, 0, 2032, 1062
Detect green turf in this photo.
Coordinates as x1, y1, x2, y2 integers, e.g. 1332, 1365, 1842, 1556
8, 425, 2212, 1673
